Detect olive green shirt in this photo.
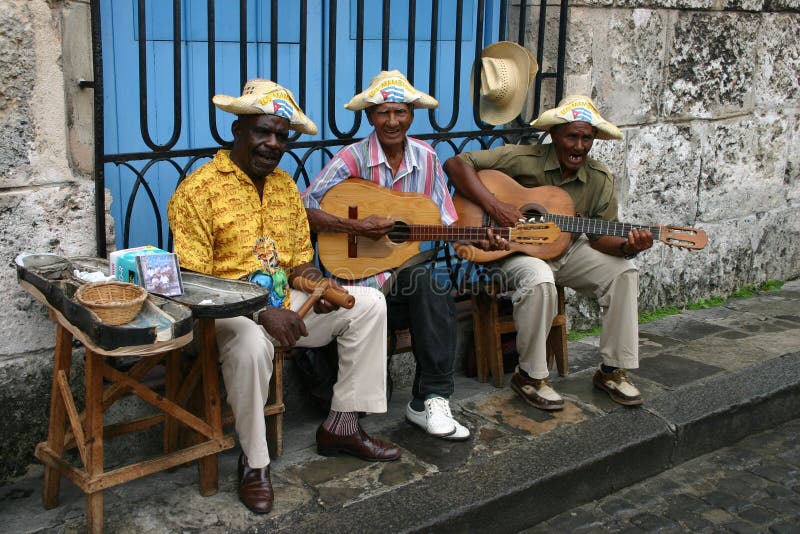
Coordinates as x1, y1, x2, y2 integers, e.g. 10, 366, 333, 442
458, 143, 618, 240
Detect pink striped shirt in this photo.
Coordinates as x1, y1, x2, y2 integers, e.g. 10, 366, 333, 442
303, 131, 457, 288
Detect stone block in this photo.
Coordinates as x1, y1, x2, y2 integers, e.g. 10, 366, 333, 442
0, 348, 86, 482
0, 1, 35, 185
1, 183, 97, 356
754, 14, 800, 107
624, 123, 702, 224
698, 114, 793, 222
663, 12, 759, 119
569, 8, 668, 126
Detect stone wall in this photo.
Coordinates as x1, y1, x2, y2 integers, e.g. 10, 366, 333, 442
0, 0, 798, 483
0, 0, 97, 481
516, 0, 800, 327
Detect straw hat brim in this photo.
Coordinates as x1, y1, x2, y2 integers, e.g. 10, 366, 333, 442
344, 70, 439, 111
212, 94, 318, 135
531, 110, 622, 140
471, 41, 538, 126
531, 96, 622, 140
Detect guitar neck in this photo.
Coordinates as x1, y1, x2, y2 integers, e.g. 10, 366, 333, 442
544, 215, 661, 240
399, 224, 507, 242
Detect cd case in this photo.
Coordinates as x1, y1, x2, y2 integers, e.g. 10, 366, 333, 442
136, 252, 184, 296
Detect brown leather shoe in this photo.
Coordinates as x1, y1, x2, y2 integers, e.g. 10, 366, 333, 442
316, 424, 401, 461
510, 368, 564, 411
238, 453, 274, 514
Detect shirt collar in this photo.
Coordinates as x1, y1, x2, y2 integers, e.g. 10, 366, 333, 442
544, 144, 589, 184
213, 149, 271, 187
366, 131, 418, 178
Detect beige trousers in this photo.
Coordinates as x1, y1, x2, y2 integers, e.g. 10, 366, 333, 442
214, 285, 388, 468
491, 236, 640, 380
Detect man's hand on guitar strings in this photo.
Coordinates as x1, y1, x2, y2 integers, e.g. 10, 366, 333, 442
354, 214, 395, 240
487, 199, 524, 228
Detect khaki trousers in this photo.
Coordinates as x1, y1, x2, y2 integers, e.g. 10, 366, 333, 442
490, 236, 640, 380
214, 285, 387, 468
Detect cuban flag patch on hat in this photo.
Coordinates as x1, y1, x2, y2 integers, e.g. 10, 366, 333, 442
271, 98, 294, 120
380, 85, 405, 103
571, 106, 595, 123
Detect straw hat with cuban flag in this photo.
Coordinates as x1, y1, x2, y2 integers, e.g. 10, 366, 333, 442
531, 95, 622, 140
344, 70, 439, 111
212, 78, 318, 135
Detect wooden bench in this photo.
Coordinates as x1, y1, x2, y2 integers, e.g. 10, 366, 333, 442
471, 284, 568, 387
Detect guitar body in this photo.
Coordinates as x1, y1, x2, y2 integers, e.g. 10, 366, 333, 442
318, 178, 443, 279
453, 170, 575, 262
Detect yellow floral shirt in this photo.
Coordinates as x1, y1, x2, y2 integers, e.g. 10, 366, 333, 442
167, 150, 314, 306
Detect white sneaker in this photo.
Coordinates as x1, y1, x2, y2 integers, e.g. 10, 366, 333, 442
442, 417, 470, 441
406, 397, 456, 437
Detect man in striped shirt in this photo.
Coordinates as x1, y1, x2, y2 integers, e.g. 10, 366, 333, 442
304, 71, 504, 441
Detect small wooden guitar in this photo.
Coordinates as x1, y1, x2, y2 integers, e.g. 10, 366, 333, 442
317, 178, 560, 280
453, 169, 708, 263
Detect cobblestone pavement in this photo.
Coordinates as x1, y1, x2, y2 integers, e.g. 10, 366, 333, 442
523, 418, 800, 533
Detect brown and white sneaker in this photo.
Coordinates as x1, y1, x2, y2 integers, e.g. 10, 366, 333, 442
510, 367, 564, 411
593, 366, 643, 406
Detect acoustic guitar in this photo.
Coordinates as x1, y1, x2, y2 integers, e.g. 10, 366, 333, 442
316, 178, 560, 280
452, 169, 708, 263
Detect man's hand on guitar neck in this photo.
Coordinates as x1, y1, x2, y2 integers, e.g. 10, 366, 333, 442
472, 228, 511, 252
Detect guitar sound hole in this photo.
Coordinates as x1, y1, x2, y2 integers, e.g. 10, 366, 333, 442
522, 209, 545, 223
387, 222, 410, 244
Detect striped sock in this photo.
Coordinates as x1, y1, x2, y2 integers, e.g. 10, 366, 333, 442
322, 410, 359, 436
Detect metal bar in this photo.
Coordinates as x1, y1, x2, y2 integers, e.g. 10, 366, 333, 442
91, 0, 106, 258
533, 0, 548, 119
407, 0, 416, 81
556, 0, 568, 102
470, 0, 492, 129
207, 0, 226, 145
290, 0, 309, 142
327, 0, 361, 138
136, 0, 182, 151
271, 0, 278, 80
381, 0, 390, 70
239, 0, 247, 89
498, 0, 508, 41
516, 0, 527, 45
102, 127, 540, 165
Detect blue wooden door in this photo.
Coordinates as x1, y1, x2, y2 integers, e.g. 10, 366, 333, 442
101, 0, 501, 250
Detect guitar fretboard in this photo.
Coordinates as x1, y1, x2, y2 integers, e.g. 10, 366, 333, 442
543, 215, 661, 240
390, 224, 510, 242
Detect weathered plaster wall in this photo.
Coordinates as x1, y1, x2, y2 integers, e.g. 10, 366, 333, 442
0, 0, 96, 481
518, 0, 800, 327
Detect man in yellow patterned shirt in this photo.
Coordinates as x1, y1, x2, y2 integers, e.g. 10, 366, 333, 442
168, 79, 400, 515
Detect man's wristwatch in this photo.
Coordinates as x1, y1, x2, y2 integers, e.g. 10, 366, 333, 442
620, 241, 638, 259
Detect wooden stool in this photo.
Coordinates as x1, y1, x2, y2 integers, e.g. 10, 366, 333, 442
35, 312, 234, 534
472, 284, 568, 387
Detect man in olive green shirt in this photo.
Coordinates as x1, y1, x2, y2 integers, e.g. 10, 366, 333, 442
444, 95, 653, 408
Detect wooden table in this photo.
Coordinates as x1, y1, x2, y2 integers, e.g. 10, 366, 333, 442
26, 290, 234, 533
15, 254, 272, 533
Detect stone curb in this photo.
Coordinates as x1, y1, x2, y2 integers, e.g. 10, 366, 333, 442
255, 351, 800, 533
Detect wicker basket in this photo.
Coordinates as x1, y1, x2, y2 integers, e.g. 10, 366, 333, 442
75, 281, 148, 325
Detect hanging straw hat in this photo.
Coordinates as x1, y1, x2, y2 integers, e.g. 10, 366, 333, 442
471, 41, 538, 126
344, 70, 439, 111
212, 79, 318, 135
531, 95, 622, 140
